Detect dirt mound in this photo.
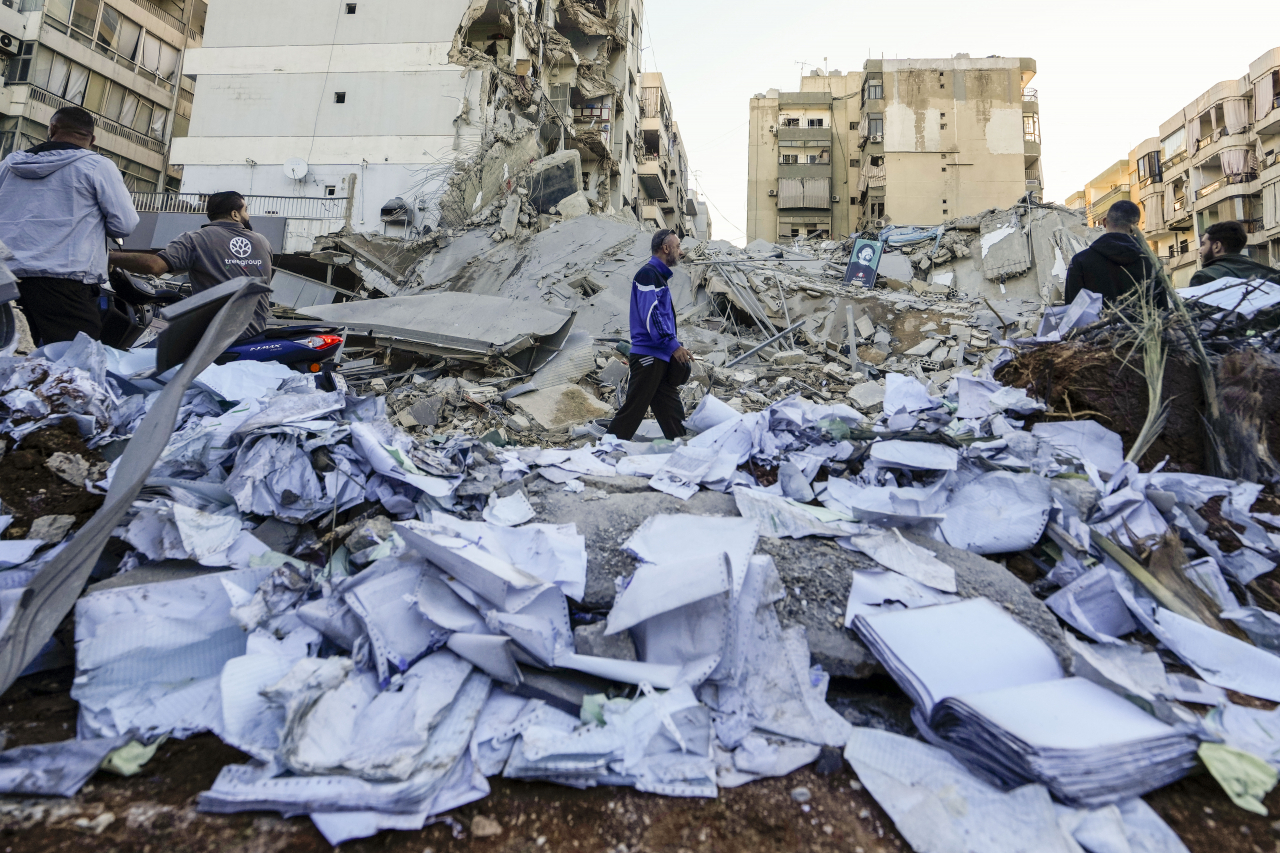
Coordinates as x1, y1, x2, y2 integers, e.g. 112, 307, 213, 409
0, 422, 105, 538
997, 342, 1210, 472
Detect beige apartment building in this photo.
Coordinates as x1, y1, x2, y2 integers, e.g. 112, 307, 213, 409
747, 55, 1041, 242
1075, 47, 1280, 287
0, 0, 205, 192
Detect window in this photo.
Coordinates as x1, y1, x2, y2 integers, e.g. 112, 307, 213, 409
1137, 151, 1162, 185
1024, 114, 1040, 143
96, 6, 142, 61
334, 92, 346, 103
70, 0, 101, 36
345, 3, 356, 11
780, 154, 798, 164
791, 228, 800, 237
941, 167, 947, 172
325, 185, 337, 197
1160, 127, 1186, 163
781, 117, 799, 127
940, 112, 946, 118
867, 113, 883, 136
870, 155, 884, 167
850, 158, 859, 168
942, 209, 947, 215
865, 81, 882, 100
807, 118, 824, 128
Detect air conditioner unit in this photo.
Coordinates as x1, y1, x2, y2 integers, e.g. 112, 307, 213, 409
767, 189, 777, 197
0, 32, 17, 56
870, 134, 883, 143
769, 125, 777, 134
831, 195, 840, 202
872, 218, 886, 229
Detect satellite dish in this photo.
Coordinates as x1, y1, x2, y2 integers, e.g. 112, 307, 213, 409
283, 157, 309, 180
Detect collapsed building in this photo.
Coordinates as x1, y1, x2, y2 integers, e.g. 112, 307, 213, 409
164, 0, 709, 248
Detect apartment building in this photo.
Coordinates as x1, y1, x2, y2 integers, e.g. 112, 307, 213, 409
634, 72, 698, 235
747, 55, 1041, 242
0, 0, 205, 192
168, 0, 706, 244
1078, 160, 1129, 228
1075, 47, 1280, 287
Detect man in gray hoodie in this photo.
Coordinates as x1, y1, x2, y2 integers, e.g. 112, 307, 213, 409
0, 106, 138, 346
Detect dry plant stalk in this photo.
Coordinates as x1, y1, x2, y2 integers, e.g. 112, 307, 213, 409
1130, 227, 1226, 473
1115, 266, 1170, 465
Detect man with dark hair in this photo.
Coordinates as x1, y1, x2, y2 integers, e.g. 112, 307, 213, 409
0, 106, 138, 345
1065, 200, 1160, 306
1190, 221, 1280, 286
606, 229, 692, 440
110, 190, 274, 338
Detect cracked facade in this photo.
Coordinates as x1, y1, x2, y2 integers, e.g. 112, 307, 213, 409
1067, 46, 1280, 287
747, 56, 1041, 242
169, 0, 708, 241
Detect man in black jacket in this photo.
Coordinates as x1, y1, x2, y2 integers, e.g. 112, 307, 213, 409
1065, 200, 1160, 306
1190, 221, 1280, 286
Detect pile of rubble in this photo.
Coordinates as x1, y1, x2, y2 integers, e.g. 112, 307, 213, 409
3, 190, 1280, 851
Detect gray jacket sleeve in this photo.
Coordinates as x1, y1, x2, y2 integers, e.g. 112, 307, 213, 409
93, 159, 140, 239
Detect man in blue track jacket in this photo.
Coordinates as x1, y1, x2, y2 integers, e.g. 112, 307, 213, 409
606, 229, 692, 440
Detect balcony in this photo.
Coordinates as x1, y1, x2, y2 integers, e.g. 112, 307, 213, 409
1022, 88, 1038, 102
1090, 183, 1130, 213
25, 85, 166, 156
131, 192, 351, 220
1258, 95, 1280, 136
1195, 173, 1257, 200
636, 160, 670, 203
778, 126, 831, 144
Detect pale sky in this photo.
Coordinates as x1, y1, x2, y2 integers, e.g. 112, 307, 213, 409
641, 0, 1277, 245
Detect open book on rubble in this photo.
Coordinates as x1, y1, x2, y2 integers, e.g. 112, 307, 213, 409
851, 598, 1197, 807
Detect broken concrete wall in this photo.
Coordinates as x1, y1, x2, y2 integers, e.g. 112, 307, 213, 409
437, 123, 543, 229
404, 213, 701, 344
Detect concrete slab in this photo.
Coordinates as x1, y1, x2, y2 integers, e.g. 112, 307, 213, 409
555, 190, 590, 219
508, 383, 612, 430
849, 381, 885, 409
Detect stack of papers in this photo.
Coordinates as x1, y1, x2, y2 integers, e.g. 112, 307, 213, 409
852, 599, 1197, 806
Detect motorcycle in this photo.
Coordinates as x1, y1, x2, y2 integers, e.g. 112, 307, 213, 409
102, 268, 346, 379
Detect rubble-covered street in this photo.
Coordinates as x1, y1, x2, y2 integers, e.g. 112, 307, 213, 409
2, 182, 1280, 852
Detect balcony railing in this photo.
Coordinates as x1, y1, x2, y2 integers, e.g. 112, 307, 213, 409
25, 85, 166, 155
1195, 173, 1258, 199
1244, 217, 1266, 234
131, 192, 350, 220
1022, 88, 1038, 102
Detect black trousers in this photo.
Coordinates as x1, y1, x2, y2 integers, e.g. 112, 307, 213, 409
17, 277, 102, 347
607, 354, 686, 441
